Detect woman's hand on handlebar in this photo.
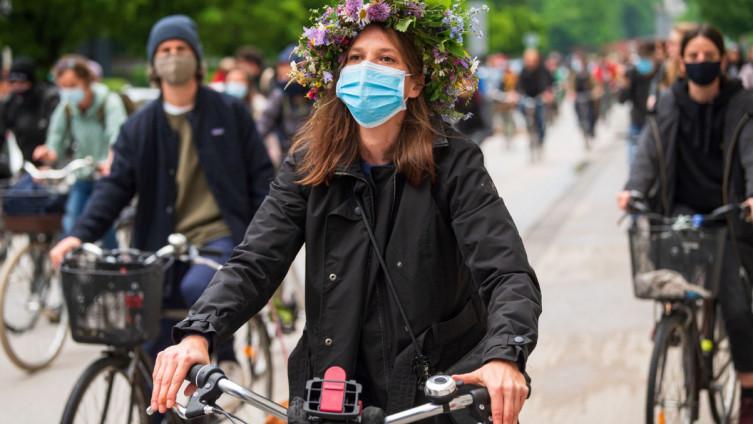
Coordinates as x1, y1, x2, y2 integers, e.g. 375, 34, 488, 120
32, 145, 57, 164
453, 359, 528, 424
50, 236, 82, 268
617, 190, 631, 211
150, 335, 210, 414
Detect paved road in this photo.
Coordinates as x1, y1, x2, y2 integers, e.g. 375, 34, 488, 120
0, 101, 670, 423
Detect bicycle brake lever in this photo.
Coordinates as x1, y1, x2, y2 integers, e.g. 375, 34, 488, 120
184, 366, 226, 419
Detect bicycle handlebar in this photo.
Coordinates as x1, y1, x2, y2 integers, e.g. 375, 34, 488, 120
23, 157, 95, 182
625, 192, 750, 227
149, 364, 491, 424
71, 233, 222, 271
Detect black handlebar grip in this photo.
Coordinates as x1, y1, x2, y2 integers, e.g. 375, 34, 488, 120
468, 387, 491, 423
187, 363, 207, 385
362, 406, 386, 424
187, 363, 224, 387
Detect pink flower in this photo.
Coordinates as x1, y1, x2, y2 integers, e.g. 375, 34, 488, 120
306, 87, 319, 101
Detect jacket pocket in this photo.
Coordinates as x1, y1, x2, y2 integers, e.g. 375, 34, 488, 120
427, 295, 487, 372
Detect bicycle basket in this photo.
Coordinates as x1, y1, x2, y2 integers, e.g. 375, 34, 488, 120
61, 252, 163, 346
1, 174, 67, 216
2, 213, 62, 233
628, 218, 727, 300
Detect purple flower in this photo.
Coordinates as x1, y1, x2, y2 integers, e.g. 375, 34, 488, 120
433, 48, 447, 64
323, 71, 333, 84
344, 0, 363, 20
405, 2, 425, 17
366, 2, 391, 22
304, 26, 328, 46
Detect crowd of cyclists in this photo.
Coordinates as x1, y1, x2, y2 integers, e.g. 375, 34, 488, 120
0, 6, 752, 423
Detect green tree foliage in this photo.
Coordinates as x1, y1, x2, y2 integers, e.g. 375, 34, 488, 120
541, 0, 655, 52
692, 0, 753, 38
487, 4, 545, 54
0, 0, 665, 72
0, 0, 328, 68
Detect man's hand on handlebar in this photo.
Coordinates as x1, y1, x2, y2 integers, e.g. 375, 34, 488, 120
50, 236, 82, 268
151, 335, 211, 414
452, 359, 528, 424
32, 145, 57, 164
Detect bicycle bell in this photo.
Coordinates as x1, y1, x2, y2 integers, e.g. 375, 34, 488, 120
167, 233, 188, 255
424, 375, 457, 403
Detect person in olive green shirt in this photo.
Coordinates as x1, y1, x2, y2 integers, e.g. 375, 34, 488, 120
33, 55, 126, 247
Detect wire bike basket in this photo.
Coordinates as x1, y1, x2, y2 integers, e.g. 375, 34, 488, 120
0, 177, 67, 234
628, 216, 727, 301
61, 251, 164, 346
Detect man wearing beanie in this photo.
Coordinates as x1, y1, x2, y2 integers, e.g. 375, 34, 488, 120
49, 15, 274, 372
0, 58, 59, 168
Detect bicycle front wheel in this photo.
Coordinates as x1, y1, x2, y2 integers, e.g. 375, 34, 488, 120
0, 241, 67, 371
60, 355, 149, 424
243, 315, 274, 397
708, 312, 739, 424
646, 313, 698, 424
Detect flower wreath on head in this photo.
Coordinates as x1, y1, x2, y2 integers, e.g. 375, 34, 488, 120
290, 0, 486, 122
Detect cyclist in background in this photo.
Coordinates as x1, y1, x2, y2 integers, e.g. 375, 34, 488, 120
256, 45, 313, 167
618, 40, 660, 165
0, 58, 59, 171
48, 15, 274, 372
33, 54, 126, 248
570, 54, 598, 148
617, 26, 753, 422
515, 48, 554, 145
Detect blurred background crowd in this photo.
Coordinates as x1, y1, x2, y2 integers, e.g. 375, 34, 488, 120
1, 0, 753, 175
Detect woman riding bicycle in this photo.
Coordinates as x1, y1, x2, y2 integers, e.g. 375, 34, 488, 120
618, 25, 753, 423
33, 55, 127, 248
151, 2, 542, 424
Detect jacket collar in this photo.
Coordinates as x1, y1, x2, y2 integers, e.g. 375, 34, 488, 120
333, 134, 449, 177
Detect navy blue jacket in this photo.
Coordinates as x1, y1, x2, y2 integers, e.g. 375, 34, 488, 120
71, 86, 274, 251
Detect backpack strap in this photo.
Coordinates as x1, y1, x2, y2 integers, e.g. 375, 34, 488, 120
63, 104, 76, 159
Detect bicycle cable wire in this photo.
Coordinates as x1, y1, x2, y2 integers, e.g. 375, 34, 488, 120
210, 405, 244, 424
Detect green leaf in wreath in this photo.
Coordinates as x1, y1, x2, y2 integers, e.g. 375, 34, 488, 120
395, 17, 415, 32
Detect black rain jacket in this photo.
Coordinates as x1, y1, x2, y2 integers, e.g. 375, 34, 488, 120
174, 131, 542, 413
625, 80, 753, 243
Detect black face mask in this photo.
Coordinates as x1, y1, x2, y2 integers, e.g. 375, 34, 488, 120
684, 61, 721, 86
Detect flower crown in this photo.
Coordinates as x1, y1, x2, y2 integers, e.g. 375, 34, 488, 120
290, 0, 485, 121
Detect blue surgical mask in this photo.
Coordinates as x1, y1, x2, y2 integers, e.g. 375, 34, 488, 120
60, 87, 85, 106
635, 58, 655, 75
225, 82, 248, 99
336, 61, 409, 128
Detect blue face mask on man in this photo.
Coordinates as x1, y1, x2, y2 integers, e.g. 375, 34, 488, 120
60, 87, 85, 106
635, 58, 655, 75
336, 61, 410, 128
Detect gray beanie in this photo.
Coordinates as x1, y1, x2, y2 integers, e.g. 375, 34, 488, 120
146, 15, 203, 64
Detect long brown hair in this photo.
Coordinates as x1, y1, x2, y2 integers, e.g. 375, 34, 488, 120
291, 25, 439, 187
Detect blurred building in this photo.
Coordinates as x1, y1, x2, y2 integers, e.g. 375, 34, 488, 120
655, 0, 687, 38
